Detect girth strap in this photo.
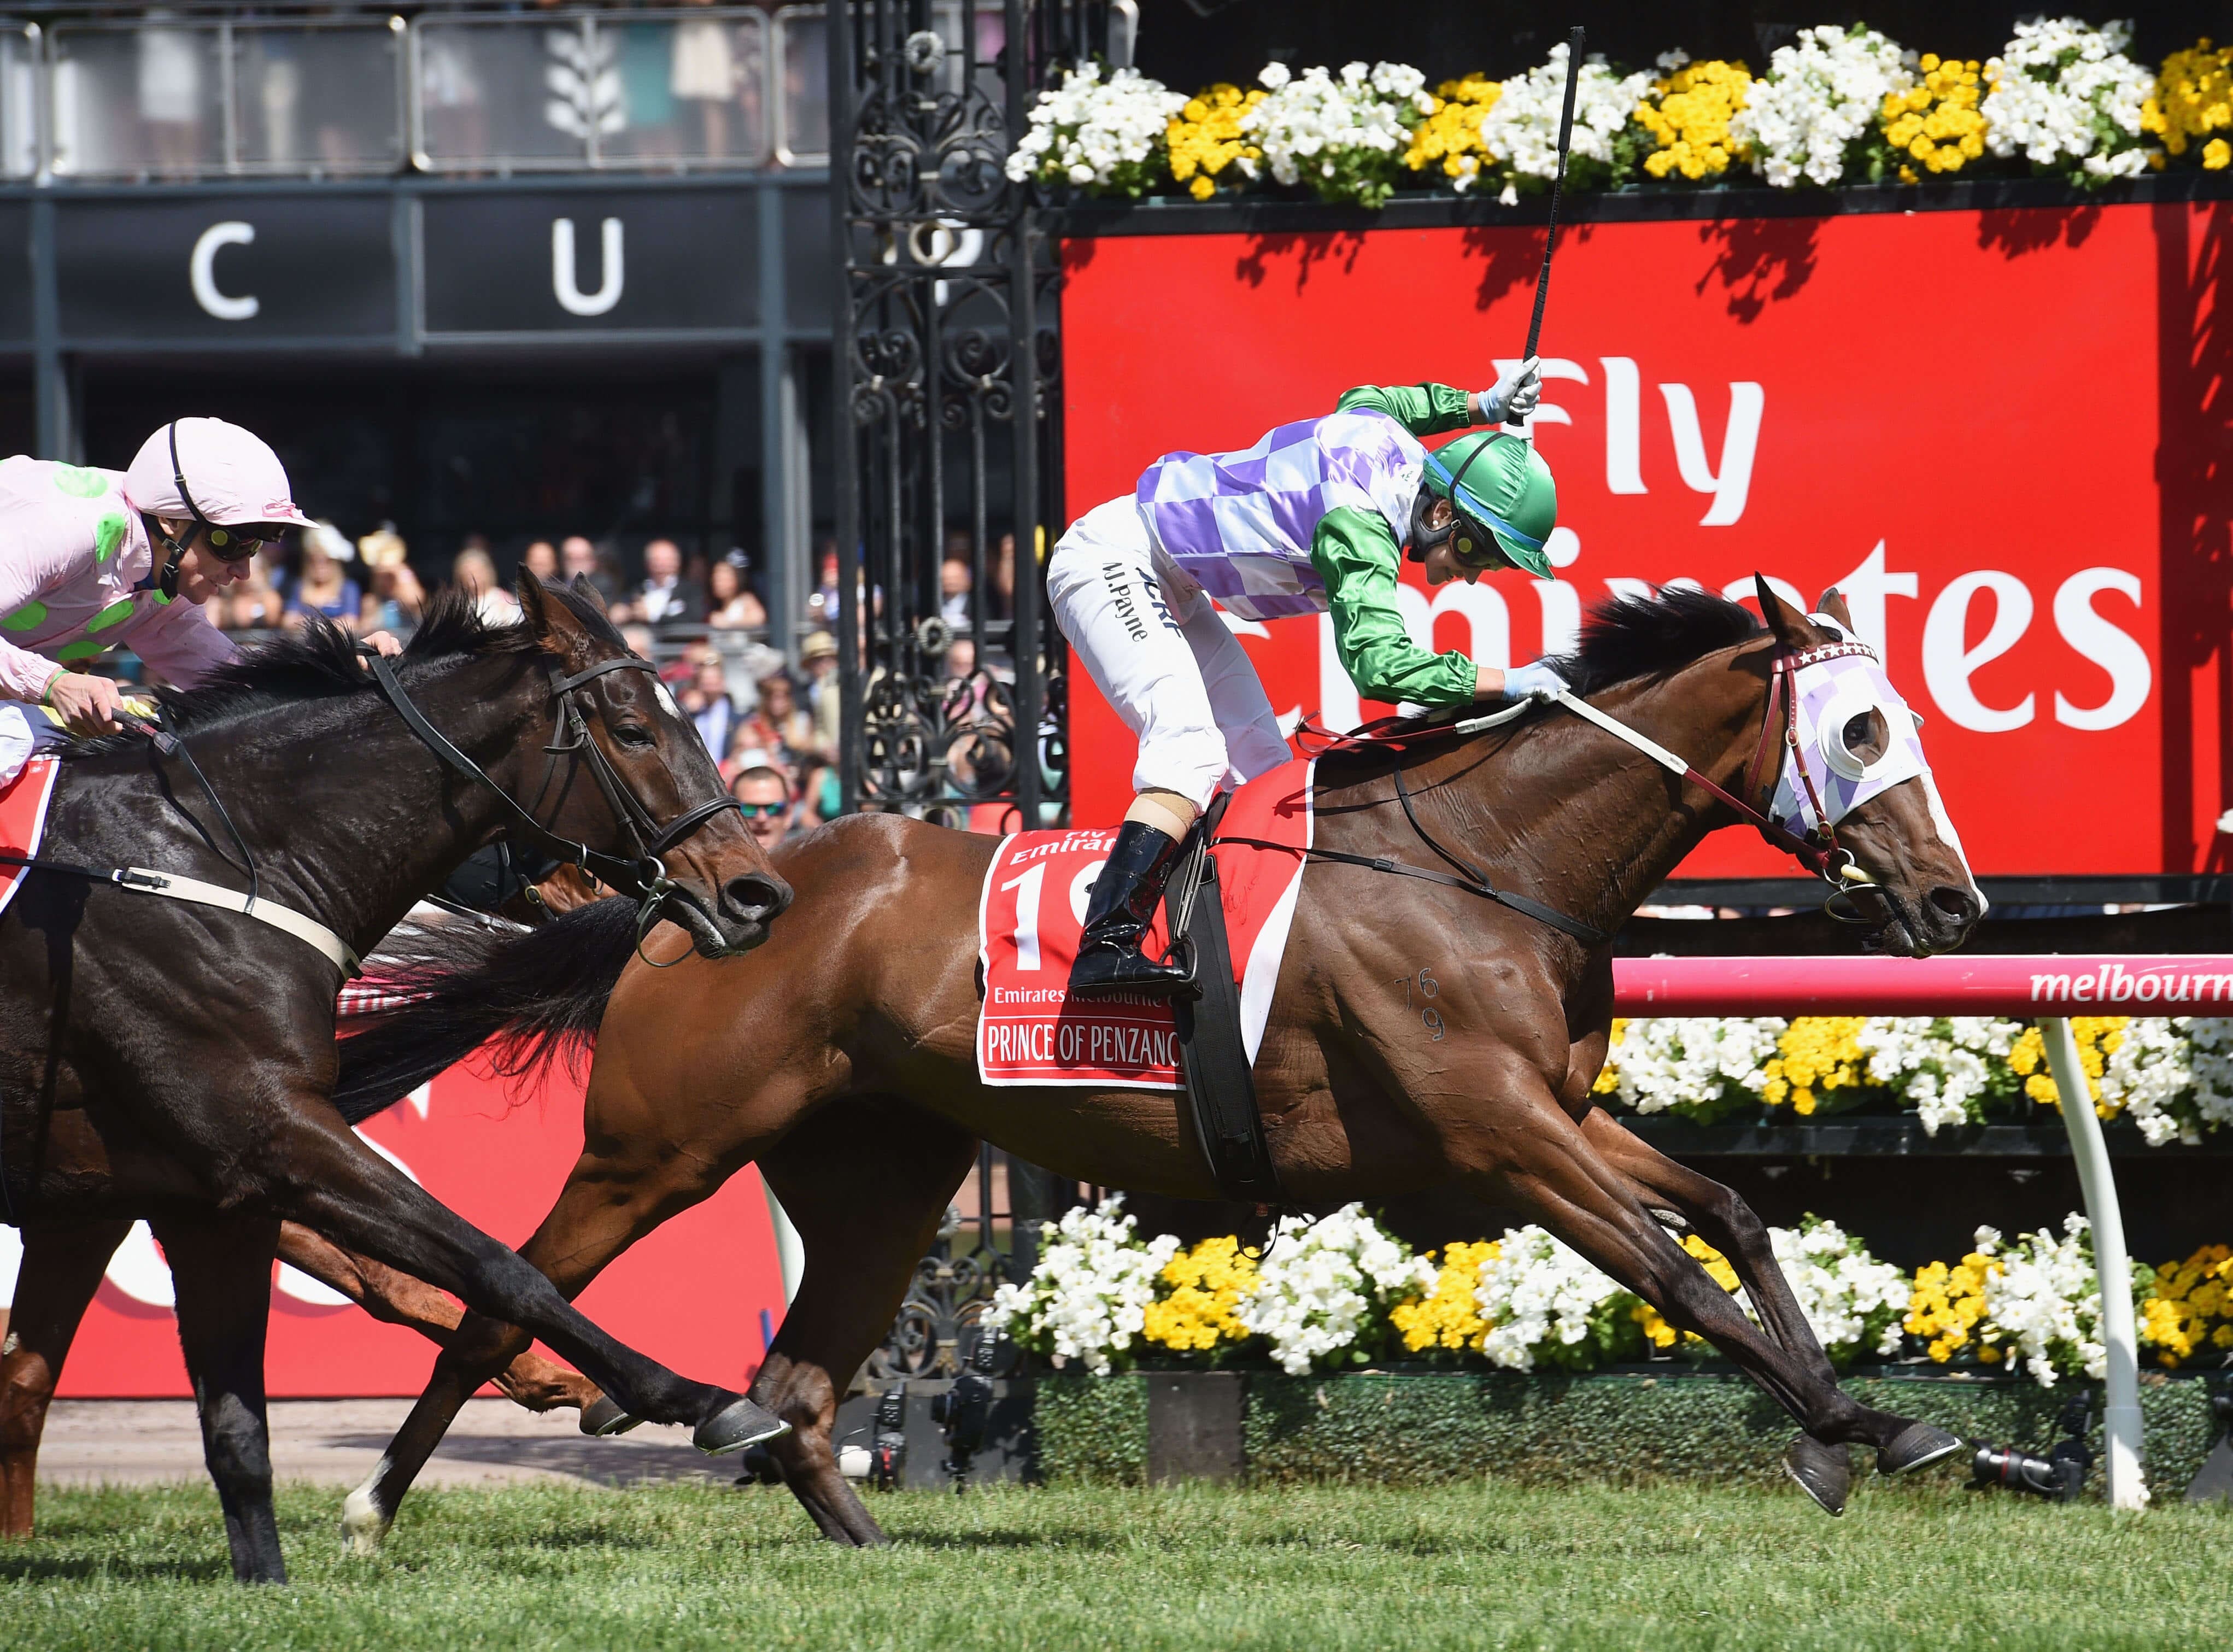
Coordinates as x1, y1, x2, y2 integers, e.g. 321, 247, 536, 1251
0, 851, 360, 975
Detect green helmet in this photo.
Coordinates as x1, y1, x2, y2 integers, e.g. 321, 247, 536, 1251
1413, 431, 1558, 578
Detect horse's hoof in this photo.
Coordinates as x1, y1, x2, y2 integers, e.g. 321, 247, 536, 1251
580, 1397, 643, 1437
693, 1395, 792, 1456
1877, 1421, 1964, 1477
1783, 1435, 1850, 1517
339, 1480, 390, 1556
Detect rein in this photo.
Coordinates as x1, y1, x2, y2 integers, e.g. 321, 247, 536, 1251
362, 648, 743, 958
1266, 638, 1885, 943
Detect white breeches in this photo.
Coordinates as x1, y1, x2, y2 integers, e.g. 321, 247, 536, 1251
1046, 496, 1291, 813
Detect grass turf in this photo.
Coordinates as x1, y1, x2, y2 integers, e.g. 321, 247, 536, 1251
3, 1477, 2226, 1651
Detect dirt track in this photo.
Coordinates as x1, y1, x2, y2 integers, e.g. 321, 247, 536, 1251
34, 1398, 736, 1489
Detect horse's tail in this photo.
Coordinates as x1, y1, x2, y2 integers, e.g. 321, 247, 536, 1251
332, 898, 639, 1124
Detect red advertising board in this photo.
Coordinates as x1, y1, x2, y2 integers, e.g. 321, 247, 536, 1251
1059, 202, 2233, 879
0, 1057, 786, 1398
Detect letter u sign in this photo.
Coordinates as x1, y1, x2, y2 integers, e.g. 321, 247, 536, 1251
552, 217, 624, 317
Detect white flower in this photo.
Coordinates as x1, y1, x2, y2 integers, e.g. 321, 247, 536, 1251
1005, 64, 1185, 194
984, 1197, 1177, 1375
1236, 1203, 1433, 1374
1478, 43, 1652, 184
1601, 1017, 1786, 1117
1980, 18, 2158, 179
1238, 60, 1425, 204
1731, 24, 1912, 188
1472, 1226, 1626, 1371
1979, 1214, 2106, 1387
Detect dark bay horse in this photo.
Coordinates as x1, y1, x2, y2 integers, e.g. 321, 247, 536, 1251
1, 870, 616, 1539
0, 577, 792, 1581
326, 585, 1980, 1550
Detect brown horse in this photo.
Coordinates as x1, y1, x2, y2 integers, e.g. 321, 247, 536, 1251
325, 584, 1981, 1550
0, 871, 617, 1540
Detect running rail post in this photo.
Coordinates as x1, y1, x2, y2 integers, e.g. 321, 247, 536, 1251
2038, 1016, 2147, 1509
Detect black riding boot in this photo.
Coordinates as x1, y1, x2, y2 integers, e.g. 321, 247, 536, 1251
1069, 821, 1194, 998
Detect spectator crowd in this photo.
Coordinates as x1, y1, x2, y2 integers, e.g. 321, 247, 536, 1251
194, 520, 1022, 847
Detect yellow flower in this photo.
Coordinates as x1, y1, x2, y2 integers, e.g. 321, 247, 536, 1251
2145, 40, 2233, 158
1634, 58, 1750, 183
2140, 1243, 2233, 1367
1141, 1235, 1258, 1351
1877, 56, 1986, 175
2007, 1019, 2126, 1112
1165, 84, 1268, 197
1592, 1019, 1628, 1096
1905, 1252, 1997, 1360
1403, 74, 1503, 182
1391, 1239, 1500, 1354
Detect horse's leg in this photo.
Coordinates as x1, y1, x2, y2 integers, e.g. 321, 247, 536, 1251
1471, 1082, 1911, 1467
341, 1125, 772, 1554
252, 1108, 776, 1454
274, 1223, 601, 1415
754, 1096, 980, 1547
155, 1212, 288, 1585
1575, 1109, 1958, 1509
0, 1220, 129, 1539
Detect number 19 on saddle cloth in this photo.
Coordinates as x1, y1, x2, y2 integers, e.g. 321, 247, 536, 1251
975, 757, 1316, 1088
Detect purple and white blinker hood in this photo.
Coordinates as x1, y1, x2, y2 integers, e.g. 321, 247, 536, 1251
1768, 616, 1964, 866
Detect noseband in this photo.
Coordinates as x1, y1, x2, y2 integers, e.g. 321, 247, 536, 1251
362, 647, 744, 947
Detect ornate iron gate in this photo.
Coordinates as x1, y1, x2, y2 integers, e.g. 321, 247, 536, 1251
828, 0, 1106, 828
827, 0, 1112, 1382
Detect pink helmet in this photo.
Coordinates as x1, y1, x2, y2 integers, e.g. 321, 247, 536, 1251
122, 418, 315, 534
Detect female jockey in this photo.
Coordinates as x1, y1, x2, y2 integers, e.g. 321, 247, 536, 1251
1046, 365, 1568, 997
0, 417, 398, 780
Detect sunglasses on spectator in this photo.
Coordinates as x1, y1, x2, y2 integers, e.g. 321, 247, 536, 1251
735, 800, 789, 819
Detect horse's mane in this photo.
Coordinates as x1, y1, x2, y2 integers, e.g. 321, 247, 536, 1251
1546, 584, 1765, 695
66, 580, 625, 757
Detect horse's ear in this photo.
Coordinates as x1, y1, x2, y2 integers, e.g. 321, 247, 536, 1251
1815, 586, 1859, 634
1754, 573, 1808, 647
517, 570, 594, 662
570, 571, 609, 614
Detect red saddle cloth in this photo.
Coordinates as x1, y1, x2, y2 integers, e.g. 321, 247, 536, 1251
975, 756, 1316, 1089
0, 754, 61, 923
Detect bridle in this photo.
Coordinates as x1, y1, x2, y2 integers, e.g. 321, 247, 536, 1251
1265, 635, 1893, 944
362, 646, 744, 956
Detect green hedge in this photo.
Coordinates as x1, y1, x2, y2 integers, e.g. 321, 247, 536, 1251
1036, 1369, 2225, 1496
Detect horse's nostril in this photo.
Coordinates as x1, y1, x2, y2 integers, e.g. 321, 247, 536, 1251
721, 874, 790, 925
1929, 886, 1981, 926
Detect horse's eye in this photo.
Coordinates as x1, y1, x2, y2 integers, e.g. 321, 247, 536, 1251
615, 723, 657, 748
1841, 708, 1888, 763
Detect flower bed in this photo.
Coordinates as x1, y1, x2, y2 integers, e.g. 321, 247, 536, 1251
988, 1199, 2233, 1387
1011, 21, 2231, 208
1597, 1015, 2233, 1145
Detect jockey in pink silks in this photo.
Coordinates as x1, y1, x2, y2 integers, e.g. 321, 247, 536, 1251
0, 418, 397, 783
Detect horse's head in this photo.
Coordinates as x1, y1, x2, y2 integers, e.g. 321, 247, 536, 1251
1754, 577, 1984, 957
517, 573, 792, 956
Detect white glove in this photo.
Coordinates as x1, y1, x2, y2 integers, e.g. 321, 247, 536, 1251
1478, 358, 1542, 427
1499, 659, 1568, 702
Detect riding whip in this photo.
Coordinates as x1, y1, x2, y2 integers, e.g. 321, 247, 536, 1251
1522, 25, 1587, 361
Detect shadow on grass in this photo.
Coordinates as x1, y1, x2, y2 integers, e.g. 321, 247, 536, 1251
0, 1553, 233, 1584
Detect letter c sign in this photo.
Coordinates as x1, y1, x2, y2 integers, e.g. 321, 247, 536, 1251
190, 221, 259, 321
